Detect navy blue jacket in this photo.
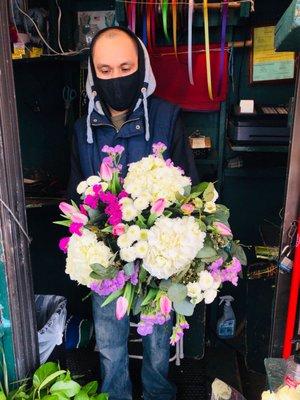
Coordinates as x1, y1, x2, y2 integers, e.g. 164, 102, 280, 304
67, 96, 198, 201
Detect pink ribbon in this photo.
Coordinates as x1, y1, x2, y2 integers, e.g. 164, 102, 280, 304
188, 0, 194, 85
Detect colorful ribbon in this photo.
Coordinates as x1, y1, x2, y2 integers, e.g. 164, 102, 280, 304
146, 0, 155, 53
172, 0, 178, 58
188, 0, 194, 85
217, 0, 228, 95
203, 0, 213, 100
142, 6, 147, 46
131, 0, 137, 33
162, 0, 171, 43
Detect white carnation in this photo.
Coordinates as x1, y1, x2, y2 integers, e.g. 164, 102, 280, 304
77, 181, 88, 194
127, 225, 141, 242
142, 216, 206, 279
134, 241, 149, 258
120, 247, 137, 263
65, 229, 113, 287
122, 205, 138, 222
203, 289, 218, 304
124, 154, 191, 205
117, 234, 134, 249
187, 282, 203, 305
86, 175, 102, 186
140, 229, 149, 241
198, 270, 214, 291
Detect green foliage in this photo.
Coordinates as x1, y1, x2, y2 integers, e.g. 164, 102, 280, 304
0, 355, 108, 400
89, 264, 116, 280
173, 299, 195, 316
167, 284, 187, 302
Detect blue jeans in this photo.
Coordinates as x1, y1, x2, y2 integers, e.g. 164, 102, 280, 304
92, 293, 176, 400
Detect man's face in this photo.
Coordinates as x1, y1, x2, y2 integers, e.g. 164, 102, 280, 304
92, 31, 138, 80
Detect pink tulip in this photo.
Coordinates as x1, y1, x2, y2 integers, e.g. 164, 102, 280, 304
59, 202, 77, 216
112, 223, 126, 236
100, 157, 114, 181
70, 212, 88, 225
59, 237, 70, 253
181, 203, 195, 214
116, 297, 128, 320
151, 199, 166, 215
160, 295, 172, 316
213, 222, 232, 236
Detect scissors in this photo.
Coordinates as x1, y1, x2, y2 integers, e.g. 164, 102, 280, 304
63, 85, 76, 126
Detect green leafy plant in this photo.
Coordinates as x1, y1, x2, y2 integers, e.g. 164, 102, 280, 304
0, 349, 108, 400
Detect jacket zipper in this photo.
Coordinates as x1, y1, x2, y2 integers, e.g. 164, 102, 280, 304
92, 117, 140, 133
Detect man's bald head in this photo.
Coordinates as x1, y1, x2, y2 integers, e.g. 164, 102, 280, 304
91, 28, 138, 80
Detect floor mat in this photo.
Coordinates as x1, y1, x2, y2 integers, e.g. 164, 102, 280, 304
63, 349, 208, 400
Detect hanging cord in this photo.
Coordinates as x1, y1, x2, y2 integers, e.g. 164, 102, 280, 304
141, 87, 150, 141
55, 0, 65, 54
0, 197, 32, 244
203, 0, 213, 99
13, 0, 89, 56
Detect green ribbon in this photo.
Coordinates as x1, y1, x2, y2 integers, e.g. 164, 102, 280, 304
162, 0, 171, 43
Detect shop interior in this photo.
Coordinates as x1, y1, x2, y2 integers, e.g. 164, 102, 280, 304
2, 0, 300, 398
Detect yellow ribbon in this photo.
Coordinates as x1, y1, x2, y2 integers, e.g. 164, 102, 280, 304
203, 0, 213, 100
172, 0, 178, 59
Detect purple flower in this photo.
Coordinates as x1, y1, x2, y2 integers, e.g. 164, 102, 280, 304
152, 142, 167, 156
137, 322, 154, 336
90, 271, 127, 296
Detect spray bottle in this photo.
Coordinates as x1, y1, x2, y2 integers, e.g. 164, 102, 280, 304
217, 296, 236, 339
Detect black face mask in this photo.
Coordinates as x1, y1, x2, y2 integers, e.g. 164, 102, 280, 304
93, 70, 141, 112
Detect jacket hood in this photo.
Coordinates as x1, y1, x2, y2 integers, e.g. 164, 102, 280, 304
86, 37, 156, 144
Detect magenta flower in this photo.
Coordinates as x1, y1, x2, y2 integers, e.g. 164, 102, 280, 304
92, 184, 102, 195
213, 222, 232, 236
69, 222, 83, 236
79, 205, 88, 216
118, 190, 128, 200
70, 211, 88, 225
59, 202, 77, 216
160, 295, 172, 316
116, 296, 128, 320
59, 237, 70, 253
112, 223, 126, 236
84, 194, 99, 209
151, 198, 166, 215
152, 142, 167, 156
181, 203, 195, 215
100, 156, 114, 181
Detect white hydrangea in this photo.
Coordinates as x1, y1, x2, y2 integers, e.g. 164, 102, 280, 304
65, 228, 113, 287
142, 216, 206, 279
123, 155, 191, 205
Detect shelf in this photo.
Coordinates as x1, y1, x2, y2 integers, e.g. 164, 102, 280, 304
25, 197, 65, 208
12, 51, 88, 64
230, 145, 289, 153
224, 166, 287, 178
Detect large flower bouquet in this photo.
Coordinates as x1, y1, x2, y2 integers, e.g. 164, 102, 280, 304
56, 143, 246, 344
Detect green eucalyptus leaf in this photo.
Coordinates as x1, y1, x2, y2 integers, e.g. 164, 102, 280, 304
90, 264, 116, 279
173, 299, 195, 316
50, 381, 81, 397
123, 262, 135, 276
196, 246, 217, 259
167, 284, 187, 302
231, 243, 247, 265
183, 186, 191, 196
33, 363, 59, 389
159, 279, 172, 291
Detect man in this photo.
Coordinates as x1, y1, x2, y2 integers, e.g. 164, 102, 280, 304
68, 26, 198, 400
